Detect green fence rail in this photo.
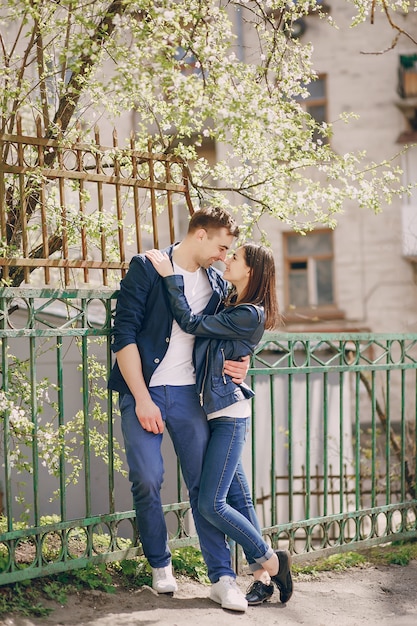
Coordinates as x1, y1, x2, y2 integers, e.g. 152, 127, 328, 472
0, 289, 416, 585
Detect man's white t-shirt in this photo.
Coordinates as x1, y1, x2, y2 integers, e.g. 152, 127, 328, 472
149, 262, 212, 387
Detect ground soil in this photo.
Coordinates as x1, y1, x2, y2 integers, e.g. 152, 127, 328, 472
1, 560, 416, 626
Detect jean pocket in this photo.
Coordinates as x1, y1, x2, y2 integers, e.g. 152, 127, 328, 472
119, 392, 134, 412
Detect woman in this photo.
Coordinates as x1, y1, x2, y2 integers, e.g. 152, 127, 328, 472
145, 243, 293, 608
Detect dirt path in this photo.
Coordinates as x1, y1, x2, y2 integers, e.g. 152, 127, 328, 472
1, 561, 416, 626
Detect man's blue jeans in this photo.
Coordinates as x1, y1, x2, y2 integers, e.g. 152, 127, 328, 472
199, 417, 273, 570
119, 386, 235, 583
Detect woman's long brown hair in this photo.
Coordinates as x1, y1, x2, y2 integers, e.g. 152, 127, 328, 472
225, 243, 280, 330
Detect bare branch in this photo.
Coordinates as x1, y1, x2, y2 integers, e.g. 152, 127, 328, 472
34, 20, 50, 129
362, 0, 417, 54
47, 0, 129, 147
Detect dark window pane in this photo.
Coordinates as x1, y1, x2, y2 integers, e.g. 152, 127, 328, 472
308, 104, 326, 125
289, 271, 309, 307
290, 261, 307, 270
287, 232, 332, 257
316, 259, 334, 304
294, 77, 326, 102
305, 78, 325, 100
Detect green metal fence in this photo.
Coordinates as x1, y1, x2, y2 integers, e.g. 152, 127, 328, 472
0, 288, 416, 585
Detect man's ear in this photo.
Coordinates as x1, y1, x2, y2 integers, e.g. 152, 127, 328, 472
196, 228, 207, 242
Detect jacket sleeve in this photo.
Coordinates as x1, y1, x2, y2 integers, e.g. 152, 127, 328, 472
111, 255, 152, 353
162, 275, 262, 339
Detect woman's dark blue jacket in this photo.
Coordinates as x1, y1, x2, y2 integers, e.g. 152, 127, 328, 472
161, 275, 265, 415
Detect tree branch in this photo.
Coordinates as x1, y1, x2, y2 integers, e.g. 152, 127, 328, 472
363, 0, 417, 53
47, 0, 129, 149
359, 371, 416, 500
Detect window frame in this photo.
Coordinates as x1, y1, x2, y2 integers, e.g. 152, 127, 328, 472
296, 73, 329, 145
283, 228, 342, 321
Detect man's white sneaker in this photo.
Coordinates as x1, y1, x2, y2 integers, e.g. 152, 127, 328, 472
210, 575, 248, 612
151, 564, 178, 594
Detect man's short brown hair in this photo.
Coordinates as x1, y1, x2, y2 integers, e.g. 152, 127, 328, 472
188, 206, 239, 238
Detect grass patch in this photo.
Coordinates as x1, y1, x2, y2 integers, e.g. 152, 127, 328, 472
293, 540, 417, 576
0, 545, 209, 618
0, 581, 52, 618
0, 542, 416, 618
293, 550, 368, 575
360, 540, 417, 567
171, 546, 210, 584
0, 562, 117, 618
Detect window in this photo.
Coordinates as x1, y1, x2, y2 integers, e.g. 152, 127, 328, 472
295, 75, 328, 144
284, 230, 335, 310
174, 46, 203, 78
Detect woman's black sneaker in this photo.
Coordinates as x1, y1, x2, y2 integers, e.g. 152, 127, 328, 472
270, 550, 293, 603
245, 580, 274, 605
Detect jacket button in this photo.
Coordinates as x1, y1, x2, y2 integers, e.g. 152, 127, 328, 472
165, 337, 170, 343
154, 358, 160, 364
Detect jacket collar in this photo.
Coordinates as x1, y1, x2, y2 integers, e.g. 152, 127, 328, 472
164, 242, 226, 294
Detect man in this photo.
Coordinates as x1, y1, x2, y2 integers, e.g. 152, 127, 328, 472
108, 206, 250, 612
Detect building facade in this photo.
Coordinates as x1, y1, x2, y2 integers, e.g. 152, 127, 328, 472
243, 2, 417, 335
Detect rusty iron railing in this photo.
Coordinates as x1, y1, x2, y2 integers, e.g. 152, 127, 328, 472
0, 116, 194, 287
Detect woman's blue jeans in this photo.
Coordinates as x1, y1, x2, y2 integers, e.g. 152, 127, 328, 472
198, 417, 273, 570
119, 386, 235, 583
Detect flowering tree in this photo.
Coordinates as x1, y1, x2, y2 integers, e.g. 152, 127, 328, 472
0, 0, 414, 276
0, 0, 415, 517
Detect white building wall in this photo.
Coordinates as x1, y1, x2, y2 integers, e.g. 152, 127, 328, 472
320, 4, 417, 333
209, 3, 417, 334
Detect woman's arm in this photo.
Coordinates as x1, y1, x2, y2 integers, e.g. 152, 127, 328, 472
165, 275, 261, 339
145, 249, 262, 340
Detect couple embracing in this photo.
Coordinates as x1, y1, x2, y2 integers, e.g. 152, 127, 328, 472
108, 206, 293, 612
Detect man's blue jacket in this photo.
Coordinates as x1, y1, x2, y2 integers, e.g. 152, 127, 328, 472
108, 244, 228, 396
